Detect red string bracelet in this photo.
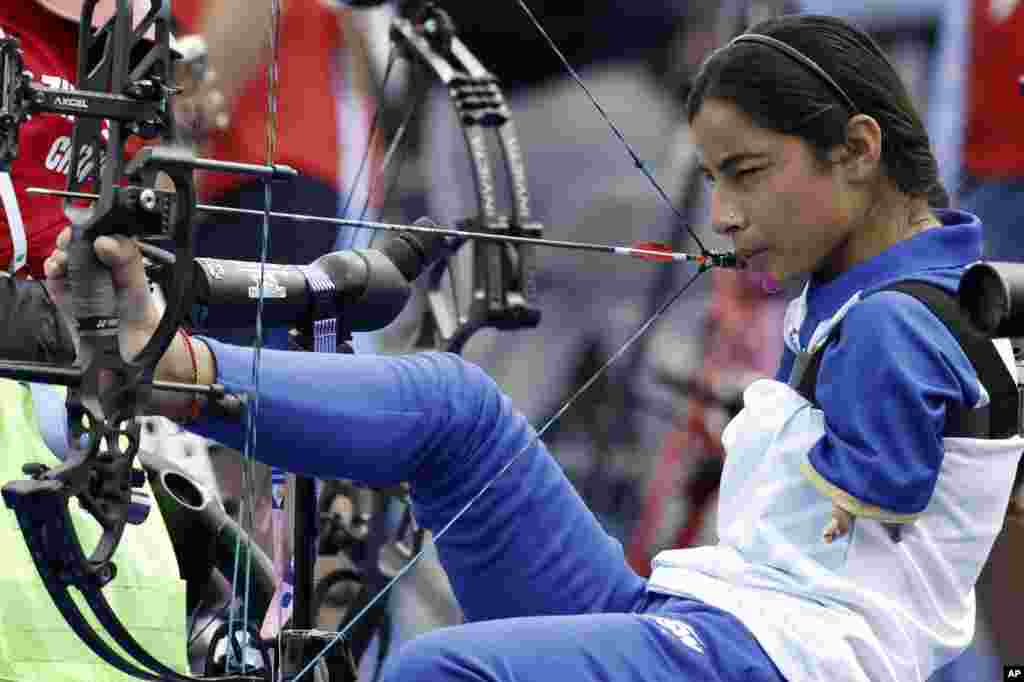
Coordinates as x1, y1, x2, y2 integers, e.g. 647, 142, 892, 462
177, 328, 202, 422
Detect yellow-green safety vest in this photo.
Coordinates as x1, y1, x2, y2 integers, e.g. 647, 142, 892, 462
0, 379, 187, 682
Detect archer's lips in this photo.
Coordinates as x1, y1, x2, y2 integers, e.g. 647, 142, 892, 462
737, 247, 770, 266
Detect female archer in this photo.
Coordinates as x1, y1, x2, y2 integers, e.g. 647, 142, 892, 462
47, 13, 1024, 682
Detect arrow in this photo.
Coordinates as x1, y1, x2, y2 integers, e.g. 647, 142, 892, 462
28, 186, 742, 269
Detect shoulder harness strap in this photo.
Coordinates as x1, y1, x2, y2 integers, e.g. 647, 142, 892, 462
790, 280, 1019, 439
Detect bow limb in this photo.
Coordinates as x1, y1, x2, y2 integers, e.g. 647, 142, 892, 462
388, 2, 542, 353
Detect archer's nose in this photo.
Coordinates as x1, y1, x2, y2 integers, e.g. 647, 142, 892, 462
710, 196, 743, 236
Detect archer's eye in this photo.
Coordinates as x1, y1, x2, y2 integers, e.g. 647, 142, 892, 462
735, 167, 763, 182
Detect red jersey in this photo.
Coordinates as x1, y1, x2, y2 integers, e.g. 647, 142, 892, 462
172, 0, 376, 202
0, 3, 80, 278
964, 0, 1024, 177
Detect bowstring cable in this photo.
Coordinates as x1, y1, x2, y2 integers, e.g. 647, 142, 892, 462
290, 3, 721, 678
228, 0, 281, 673
512, 0, 709, 257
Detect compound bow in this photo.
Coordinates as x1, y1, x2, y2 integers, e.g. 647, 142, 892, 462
0, 0, 742, 680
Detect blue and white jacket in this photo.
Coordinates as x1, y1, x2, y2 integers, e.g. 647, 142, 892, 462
650, 209, 1023, 682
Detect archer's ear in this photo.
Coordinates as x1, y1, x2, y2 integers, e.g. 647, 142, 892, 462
835, 114, 883, 184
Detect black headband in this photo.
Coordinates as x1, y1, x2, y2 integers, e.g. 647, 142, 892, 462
728, 33, 859, 115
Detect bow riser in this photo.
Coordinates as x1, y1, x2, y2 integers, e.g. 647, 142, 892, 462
391, 2, 541, 354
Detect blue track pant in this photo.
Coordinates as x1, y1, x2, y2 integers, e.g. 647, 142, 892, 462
193, 347, 786, 682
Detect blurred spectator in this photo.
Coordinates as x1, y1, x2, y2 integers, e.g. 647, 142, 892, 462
173, 0, 381, 347
958, 0, 1024, 261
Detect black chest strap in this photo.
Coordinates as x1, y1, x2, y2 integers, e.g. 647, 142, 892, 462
788, 280, 1019, 439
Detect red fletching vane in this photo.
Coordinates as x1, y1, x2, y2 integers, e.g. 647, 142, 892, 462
629, 241, 677, 262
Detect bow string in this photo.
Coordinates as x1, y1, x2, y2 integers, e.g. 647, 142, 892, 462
0, 0, 749, 680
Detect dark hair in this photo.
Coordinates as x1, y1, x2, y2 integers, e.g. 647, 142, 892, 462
686, 14, 949, 208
